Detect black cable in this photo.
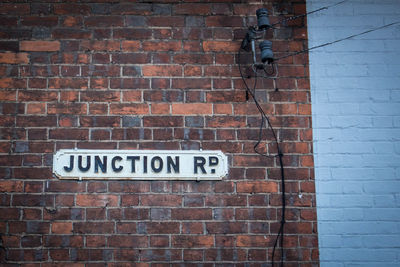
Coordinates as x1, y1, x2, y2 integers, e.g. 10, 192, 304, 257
238, 48, 286, 266
271, 0, 348, 28
0, 235, 8, 262
274, 20, 400, 62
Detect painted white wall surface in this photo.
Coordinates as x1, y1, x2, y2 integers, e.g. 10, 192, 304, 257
307, 0, 400, 266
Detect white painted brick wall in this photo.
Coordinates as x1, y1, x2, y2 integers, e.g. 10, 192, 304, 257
307, 0, 400, 266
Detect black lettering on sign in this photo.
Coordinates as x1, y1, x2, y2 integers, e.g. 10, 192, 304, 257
64, 155, 74, 172
209, 156, 219, 174
143, 156, 147, 173
194, 156, 206, 174
111, 156, 123, 172
94, 156, 107, 173
127, 156, 139, 173
78, 155, 90, 172
151, 156, 163, 173
167, 156, 179, 173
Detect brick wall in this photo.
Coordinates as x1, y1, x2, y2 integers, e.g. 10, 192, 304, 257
0, 1, 318, 265
308, 0, 400, 266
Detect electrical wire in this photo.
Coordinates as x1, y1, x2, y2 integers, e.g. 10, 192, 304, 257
238, 48, 286, 267
271, 0, 349, 28
274, 20, 400, 62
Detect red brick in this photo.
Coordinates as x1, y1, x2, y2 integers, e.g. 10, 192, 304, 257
0, 52, 29, 64
49, 78, 88, 89
0, 4, 30, 15
172, 78, 211, 89
148, 17, 184, 27
80, 116, 120, 127
85, 16, 124, 27
204, 66, 234, 77
52, 222, 73, 234
74, 222, 114, 234
172, 103, 212, 115
236, 235, 272, 247
206, 222, 246, 234
90, 78, 108, 89
206, 15, 244, 27
203, 41, 241, 52
81, 91, 120, 102
205, 195, 247, 207
141, 195, 182, 206
300, 155, 314, 167
0, 208, 20, 220
207, 91, 246, 102
143, 41, 181, 52
121, 40, 141, 51
142, 65, 182, 77
213, 103, 232, 115
237, 181, 278, 193
48, 103, 87, 115
52, 29, 92, 39
54, 4, 91, 15
110, 104, 149, 115
46, 181, 85, 193
173, 53, 213, 65
20, 41, 60, 52
143, 116, 183, 127
81, 40, 120, 51
76, 194, 118, 207
171, 208, 212, 220
113, 29, 152, 39
146, 222, 180, 234
150, 103, 170, 114
110, 78, 149, 89
150, 236, 169, 247
184, 65, 202, 76
172, 235, 214, 248
206, 116, 246, 128
108, 236, 148, 248
110, 3, 151, 15
0, 180, 23, 192
0, 78, 26, 89
49, 129, 88, 140
174, 4, 211, 15
0, 90, 16, 101
87, 236, 106, 247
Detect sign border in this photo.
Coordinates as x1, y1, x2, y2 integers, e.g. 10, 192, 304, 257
53, 149, 228, 181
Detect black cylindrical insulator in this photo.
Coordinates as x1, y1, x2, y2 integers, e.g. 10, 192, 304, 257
259, 40, 273, 63
256, 8, 270, 29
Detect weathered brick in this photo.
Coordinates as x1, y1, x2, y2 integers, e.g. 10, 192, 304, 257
0, 53, 29, 64
142, 195, 182, 207
0, 3, 30, 15
203, 41, 240, 52
122, 40, 141, 51
142, 65, 182, 77
20, 41, 60, 52
54, 4, 91, 15
143, 41, 181, 52
172, 208, 212, 220
74, 222, 114, 234
84, 16, 124, 27
108, 235, 148, 248
110, 103, 149, 115
237, 181, 278, 193
172, 103, 212, 115
172, 236, 214, 248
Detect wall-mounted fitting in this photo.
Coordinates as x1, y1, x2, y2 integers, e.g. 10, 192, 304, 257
240, 8, 275, 77
259, 40, 273, 63
256, 8, 270, 29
